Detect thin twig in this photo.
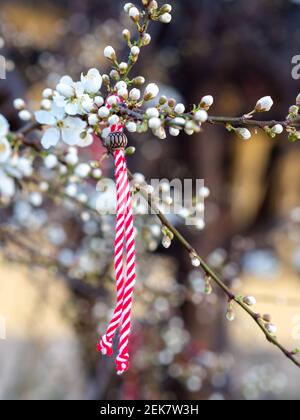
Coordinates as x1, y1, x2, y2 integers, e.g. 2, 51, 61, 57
127, 168, 300, 369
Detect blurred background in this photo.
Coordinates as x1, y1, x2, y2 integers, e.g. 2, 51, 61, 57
0, 0, 300, 400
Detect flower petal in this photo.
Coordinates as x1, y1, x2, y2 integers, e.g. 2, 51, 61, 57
51, 102, 66, 120
65, 102, 79, 116
61, 128, 80, 146
41, 127, 60, 149
77, 132, 94, 148
35, 110, 56, 125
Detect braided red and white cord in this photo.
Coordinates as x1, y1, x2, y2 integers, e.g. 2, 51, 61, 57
97, 97, 137, 375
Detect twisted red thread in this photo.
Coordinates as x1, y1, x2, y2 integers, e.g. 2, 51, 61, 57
97, 95, 137, 374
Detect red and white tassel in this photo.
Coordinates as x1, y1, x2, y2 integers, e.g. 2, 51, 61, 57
97, 96, 137, 375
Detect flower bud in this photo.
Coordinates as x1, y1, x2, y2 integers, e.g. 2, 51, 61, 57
98, 106, 110, 118
131, 46, 140, 56
200, 95, 214, 110
159, 96, 168, 105
88, 114, 98, 126
18, 110, 32, 121
13, 98, 26, 110
263, 314, 272, 323
174, 103, 185, 115
132, 76, 146, 86
119, 62, 128, 74
110, 70, 120, 81
169, 127, 180, 136
159, 13, 172, 23
122, 29, 131, 43
126, 121, 137, 132
125, 146, 136, 156
142, 33, 151, 46
124, 3, 134, 13
271, 124, 284, 135
168, 98, 176, 108
144, 83, 159, 101
102, 74, 110, 87
104, 46, 116, 61
129, 88, 141, 101
194, 109, 208, 123
94, 96, 104, 107
236, 127, 252, 140
243, 296, 257, 306
296, 93, 300, 106
265, 323, 277, 335
160, 4, 172, 14
129, 6, 140, 22
146, 107, 159, 118
148, 117, 161, 129
255, 96, 273, 112
42, 88, 53, 99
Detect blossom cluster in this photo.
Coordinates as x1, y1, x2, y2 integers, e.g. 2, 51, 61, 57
0, 115, 33, 198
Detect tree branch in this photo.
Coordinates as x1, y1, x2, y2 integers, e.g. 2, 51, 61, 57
127, 168, 300, 369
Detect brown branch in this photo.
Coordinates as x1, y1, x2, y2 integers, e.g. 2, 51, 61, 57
117, 103, 300, 130
127, 168, 300, 369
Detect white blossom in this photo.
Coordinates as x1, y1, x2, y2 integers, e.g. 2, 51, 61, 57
159, 13, 172, 23
98, 106, 110, 118
94, 96, 104, 107
142, 33, 151, 46
126, 121, 137, 132
146, 107, 159, 118
149, 117, 161, 130
88, 114, 99, 126
44, 154, 58, 169
107, 95, 119, 106
271, 124, 284, 135
41, 99, 52, 110
200, 95, 214, 110
243, 296, 257, 306
129, 88, 141, 101
129, 6, 140, 21
18, 110, 32, 121
124, 3, 134, 13
255, 96, 273, 112
265, 323, 277, 335
65, 151, 79, 166
13, 98, 25, 110
194, 109, 208, 123
80, 68, 102, 94
0, 169, 15, 197
169, 127, 180, 136
35, 103, 87, 149
144, 83, 159, 101
131, 46, 140, 56
108, 115, 120, 126
174, 103, 185, 115
115, 81, 127, 91
0, 137, 11, 163
0, 115, 9, 137
104, 46, 116, 61
77, 131, 94, 148
236, 127, 252, 140
54, 76, 94, 116
29, 192, 43, 207
75, 163, 91, 178
42, 88, 53, 99
117, 87, 129, 99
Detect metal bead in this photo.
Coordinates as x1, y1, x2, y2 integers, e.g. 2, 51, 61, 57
105, 132, 128, 151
